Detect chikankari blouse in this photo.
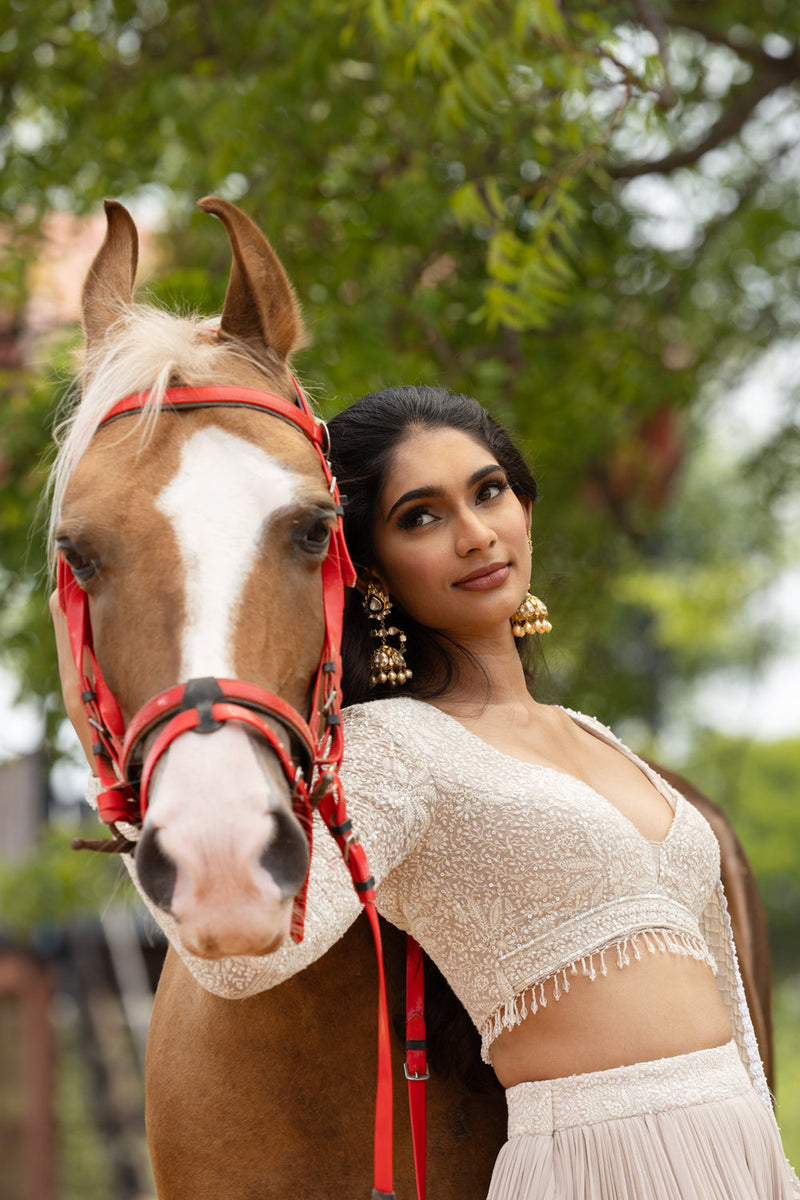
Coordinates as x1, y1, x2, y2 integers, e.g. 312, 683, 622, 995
100, 696, 772, 1110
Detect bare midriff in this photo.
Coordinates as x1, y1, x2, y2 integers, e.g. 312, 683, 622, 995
489, 945, 732, 1088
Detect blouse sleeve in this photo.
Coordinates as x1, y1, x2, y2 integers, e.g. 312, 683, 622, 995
120, 701, 435, 998
701, 881, 800, 1193
701, 880, 772, 1104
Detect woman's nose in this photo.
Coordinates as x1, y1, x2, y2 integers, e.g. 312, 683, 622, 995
455, 509, 496, 555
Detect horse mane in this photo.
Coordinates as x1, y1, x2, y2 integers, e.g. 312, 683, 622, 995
47, 303, 280, 565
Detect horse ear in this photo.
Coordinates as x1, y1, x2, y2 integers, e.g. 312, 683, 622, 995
82, 200, 139, 350
197, 196, 304, 361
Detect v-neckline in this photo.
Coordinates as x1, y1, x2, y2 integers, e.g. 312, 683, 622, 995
416, 699, 679, 847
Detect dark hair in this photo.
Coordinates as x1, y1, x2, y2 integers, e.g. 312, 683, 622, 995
327, 385, 540, 707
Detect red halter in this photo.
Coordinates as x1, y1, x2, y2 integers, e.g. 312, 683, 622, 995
57, 381, 400, 1197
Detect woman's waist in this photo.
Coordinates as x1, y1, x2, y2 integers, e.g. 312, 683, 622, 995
488, 938, 731, 1087
503, 1040, 750, 1135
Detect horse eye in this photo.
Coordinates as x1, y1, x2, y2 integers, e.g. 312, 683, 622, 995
306, 520, 332, 548
294, 516, 332, 556
57, 540, 99, 583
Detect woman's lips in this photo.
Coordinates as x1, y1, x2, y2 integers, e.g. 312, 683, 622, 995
454, 562, 511, 590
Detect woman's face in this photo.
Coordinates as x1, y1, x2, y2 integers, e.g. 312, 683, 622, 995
371, 427, 532, 642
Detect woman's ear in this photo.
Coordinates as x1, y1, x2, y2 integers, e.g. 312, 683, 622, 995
521, 495, 533, 527
356, 570, 389, 598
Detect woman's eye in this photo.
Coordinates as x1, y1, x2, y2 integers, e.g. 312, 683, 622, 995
397, 508, 435, 530
477, 480, 508, 503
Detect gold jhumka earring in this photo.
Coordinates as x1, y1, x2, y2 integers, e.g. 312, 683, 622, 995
511, 530, 552, 638
364, 583, 412, 687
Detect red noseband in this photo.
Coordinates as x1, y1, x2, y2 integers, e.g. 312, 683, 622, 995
123, 676, 317, 815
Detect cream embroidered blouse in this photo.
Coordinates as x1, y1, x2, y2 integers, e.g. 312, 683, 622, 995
104, 696, 772, 1110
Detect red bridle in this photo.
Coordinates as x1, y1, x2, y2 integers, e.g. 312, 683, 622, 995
57, 381, 357, 929
57, 379, 400, 1197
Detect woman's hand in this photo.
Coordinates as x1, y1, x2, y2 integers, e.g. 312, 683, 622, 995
49, 589, 96, 766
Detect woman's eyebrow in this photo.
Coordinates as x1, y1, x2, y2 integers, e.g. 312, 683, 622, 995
385, 464, 502, 520
386, 485, 443, 521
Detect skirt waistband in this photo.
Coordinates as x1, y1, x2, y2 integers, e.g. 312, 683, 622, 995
505, 1040, 752, 1137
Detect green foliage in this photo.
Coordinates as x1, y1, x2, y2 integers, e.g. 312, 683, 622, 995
0, 822, 132, 937
774, 979, 800, 1166
1, 0, 799, 734
0, 336, 78, 723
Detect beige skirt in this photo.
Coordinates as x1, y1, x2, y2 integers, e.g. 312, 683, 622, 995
486, 1042, 799, 1199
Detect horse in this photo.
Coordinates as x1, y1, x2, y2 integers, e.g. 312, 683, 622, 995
144, 778, 774, 1200
52, 199, 774, 1199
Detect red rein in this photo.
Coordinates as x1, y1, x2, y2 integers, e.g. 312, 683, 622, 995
57, 382, 401, 1199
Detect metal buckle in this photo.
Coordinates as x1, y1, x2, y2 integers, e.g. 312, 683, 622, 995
318, 419, 331, 458
343, 830, 361, 861
403, 1063, 430, 1081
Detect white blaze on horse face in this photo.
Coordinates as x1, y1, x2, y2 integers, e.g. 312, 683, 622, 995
148, 426, 303, 956
156, 425, 298, 679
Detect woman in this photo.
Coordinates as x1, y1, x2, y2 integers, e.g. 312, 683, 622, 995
323, 385, 799, 1198
55, 384, 798, 1198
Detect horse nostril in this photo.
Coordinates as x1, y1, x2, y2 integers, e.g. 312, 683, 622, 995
135, 826, 178, 913
260, 810, 310, 898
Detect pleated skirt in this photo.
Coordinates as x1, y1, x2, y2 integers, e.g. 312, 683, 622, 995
486, 1041, 800, 1200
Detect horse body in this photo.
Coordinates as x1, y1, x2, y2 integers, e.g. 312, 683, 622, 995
145, 920, 508, 1199
54, 199, 774, 1199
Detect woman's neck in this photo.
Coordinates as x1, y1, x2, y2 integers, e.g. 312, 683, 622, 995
428, 632, 534, 717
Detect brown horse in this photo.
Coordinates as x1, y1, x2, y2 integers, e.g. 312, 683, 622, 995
144, 778, 774, 1200
53, 200, 774, 1199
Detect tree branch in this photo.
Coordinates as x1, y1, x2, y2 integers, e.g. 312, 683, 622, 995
631, 0, 677, 108
609, 52, 800, 179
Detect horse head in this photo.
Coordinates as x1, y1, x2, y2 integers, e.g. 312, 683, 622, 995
52, 198, 350, 959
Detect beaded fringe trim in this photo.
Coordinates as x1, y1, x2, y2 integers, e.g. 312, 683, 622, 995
480, 930, 717, 1063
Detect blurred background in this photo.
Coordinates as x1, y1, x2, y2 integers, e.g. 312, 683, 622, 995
1, 1, 799, 1195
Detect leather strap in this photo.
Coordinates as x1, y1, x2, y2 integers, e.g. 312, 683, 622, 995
405, 935, 428, 1200
96, 383, 328, 450
318, 778, 395, 1198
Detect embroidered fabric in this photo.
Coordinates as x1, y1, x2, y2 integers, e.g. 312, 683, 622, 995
85, 698, 772, 1115
483, 928, 716, 1053
323, 698, 721, 1067
505, 1040, 750, 1135
501, 1046, 800, 1195
497, 1041, 800, 1199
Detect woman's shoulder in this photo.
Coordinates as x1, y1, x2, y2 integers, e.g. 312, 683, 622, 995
560, 705, 670, 784
561, 705, 619, 740
339, 697, 444, 809
341, 695, 449, 765
342, 694, 437, 732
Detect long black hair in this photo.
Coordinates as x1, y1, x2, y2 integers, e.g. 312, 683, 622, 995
327, 385, 540, 708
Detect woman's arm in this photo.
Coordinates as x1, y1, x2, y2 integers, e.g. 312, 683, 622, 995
134, 701, 434, 997
128, 815, 365, 997
703, 883, 800, 1192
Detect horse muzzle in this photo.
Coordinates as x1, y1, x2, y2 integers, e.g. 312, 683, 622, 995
134, 718, 311, 958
